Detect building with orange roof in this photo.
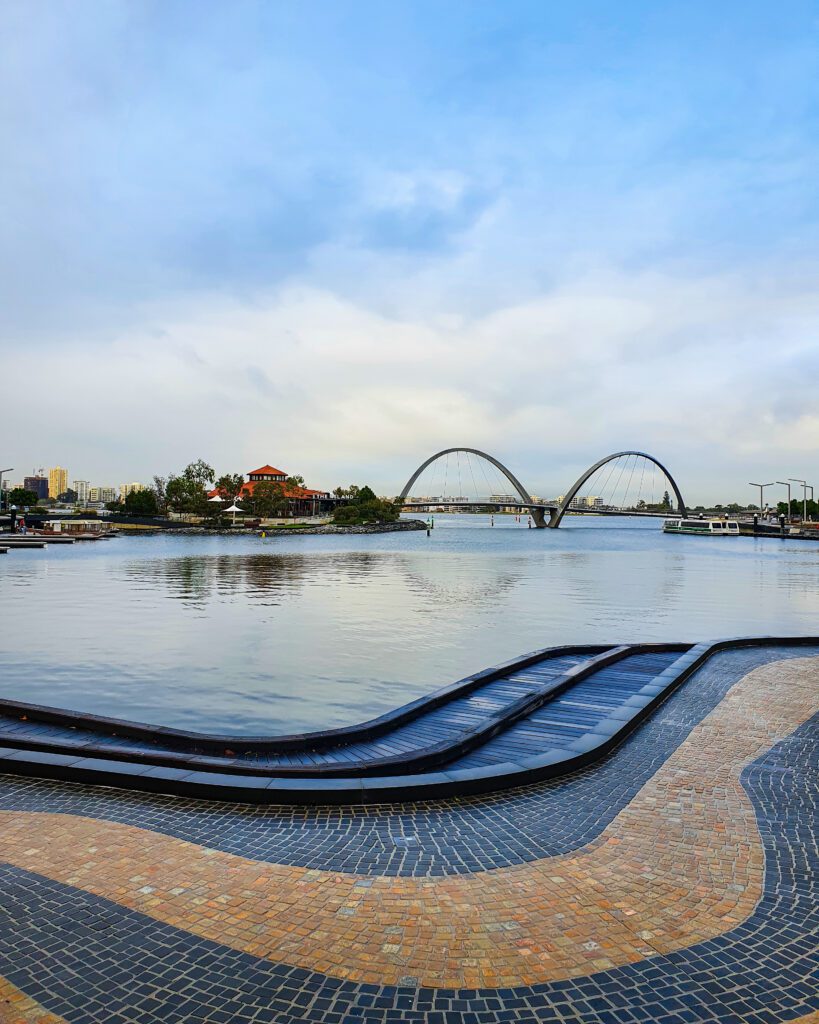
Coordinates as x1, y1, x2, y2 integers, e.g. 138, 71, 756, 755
208, 464, 334, 518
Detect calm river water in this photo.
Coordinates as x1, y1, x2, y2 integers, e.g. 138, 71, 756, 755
1, 516, 817, 733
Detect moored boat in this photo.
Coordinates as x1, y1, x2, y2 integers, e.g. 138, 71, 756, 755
663, 518, 740, 536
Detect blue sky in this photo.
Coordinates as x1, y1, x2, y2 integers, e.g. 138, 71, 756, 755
2, 0, 818, 501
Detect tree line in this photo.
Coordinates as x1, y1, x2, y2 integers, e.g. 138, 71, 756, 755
5, 462, 402, 526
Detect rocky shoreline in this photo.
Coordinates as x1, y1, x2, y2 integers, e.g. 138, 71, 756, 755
258, 519, 427, 536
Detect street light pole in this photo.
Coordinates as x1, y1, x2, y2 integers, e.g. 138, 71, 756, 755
776, 481, 791, 520
789, 479, 807, 523
807, 486, 814, 523
749, 482, 775, 518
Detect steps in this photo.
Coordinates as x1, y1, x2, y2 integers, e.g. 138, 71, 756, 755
0, 636, 815, 803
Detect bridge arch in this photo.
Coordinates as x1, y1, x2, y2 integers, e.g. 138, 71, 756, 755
547, 451, 687, 528
397, 448, 535, 507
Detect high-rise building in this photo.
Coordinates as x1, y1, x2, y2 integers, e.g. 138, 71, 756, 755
73, 480, 90, 504
119, 482, 145, 499
48, 466, 68, 499
89, 486, 117, 503
24, 475, 49, 501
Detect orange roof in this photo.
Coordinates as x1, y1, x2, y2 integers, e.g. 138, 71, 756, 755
208, 481, 328, 499
236, 480, 328, 499
248, 465, 286, 477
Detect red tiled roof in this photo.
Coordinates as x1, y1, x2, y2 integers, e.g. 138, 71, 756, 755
208, 481, 329, 499
248, 465, 286, 477
238, 481, 328, 499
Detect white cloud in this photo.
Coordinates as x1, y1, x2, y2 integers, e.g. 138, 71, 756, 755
5, 253, 818, 503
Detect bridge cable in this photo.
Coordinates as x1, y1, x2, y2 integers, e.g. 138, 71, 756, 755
456, 450, 463, 501
477, 455, 494, 503
466, 452, 480, 503
623, 455, 639, 509
607, 455, 630, 509
637, 458, 647, 507
595, 458, 620, 506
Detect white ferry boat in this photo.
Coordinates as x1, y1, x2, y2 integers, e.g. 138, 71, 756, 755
663, 518, 740, 536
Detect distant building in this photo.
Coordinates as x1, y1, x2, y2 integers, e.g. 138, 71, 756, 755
89, 486, 117, 503
48, 466, 68, 499
119, 482, 146, 500
208, 463, 333, 517
73, 480, 90, 504
24, 475, 49, 501
556, 494, 602, 510
247, 465, 287, 484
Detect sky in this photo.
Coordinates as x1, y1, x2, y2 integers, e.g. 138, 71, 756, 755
2, 0, 818, 503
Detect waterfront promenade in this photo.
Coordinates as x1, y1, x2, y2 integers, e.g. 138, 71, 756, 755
0, 644, 816, 1023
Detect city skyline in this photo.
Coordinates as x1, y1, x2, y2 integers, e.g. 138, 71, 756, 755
2, 2, 818, 502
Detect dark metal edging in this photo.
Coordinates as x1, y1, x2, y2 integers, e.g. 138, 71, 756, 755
0, 636, 816, 803
0, 645, 660, 778
0, 644, 612, 755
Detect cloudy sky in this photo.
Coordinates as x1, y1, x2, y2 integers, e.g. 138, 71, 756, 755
2, 0, 818, 502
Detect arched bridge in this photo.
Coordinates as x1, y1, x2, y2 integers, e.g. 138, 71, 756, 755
397, 448, 687, 528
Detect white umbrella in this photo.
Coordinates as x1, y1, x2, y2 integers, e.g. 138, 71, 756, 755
208, 495, 225, 503
224, 501, 243, 526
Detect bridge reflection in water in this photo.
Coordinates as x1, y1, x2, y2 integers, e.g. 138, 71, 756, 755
397, 448, 687, 528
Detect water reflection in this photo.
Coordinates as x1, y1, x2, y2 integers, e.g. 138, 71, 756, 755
1, 519, 818, 733
121, 549, 530, 614
121, 552, 387, 607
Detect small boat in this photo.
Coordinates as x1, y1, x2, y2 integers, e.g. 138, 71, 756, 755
663, 518, 740, 536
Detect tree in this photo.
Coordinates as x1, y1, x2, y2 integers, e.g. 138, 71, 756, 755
779, 497, 819, 519
166, 475, 198, 514
333, 485, 361, 499
105, 500, 121, 511
242, 480, 289, 518
214, 473, 245, 502
331, 484, 399, 525
661, 490, 672, 510
183, 459, 215, 488
7, 488, 38, 507
152, 475, 167, 512
125, 489, 159, 515
165, 460, 216, 515
58, 488, 78, 503
286, 475, 305, 491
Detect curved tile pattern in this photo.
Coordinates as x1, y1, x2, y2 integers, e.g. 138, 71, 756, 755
0, 646, 814, 876
0, 655, 815, 990
0, 681, 815, 1021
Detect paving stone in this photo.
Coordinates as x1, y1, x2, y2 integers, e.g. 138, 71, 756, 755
0, 647, 814, 1023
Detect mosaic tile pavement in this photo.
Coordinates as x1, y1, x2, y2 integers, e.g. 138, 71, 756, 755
0, 648, 816, 1023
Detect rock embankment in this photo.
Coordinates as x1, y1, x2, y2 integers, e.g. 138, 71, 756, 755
259, 519, 427, 536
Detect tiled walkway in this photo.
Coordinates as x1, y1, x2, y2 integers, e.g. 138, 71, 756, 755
0, 648, 816, 1023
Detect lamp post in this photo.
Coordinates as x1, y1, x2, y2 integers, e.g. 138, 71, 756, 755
749, 482, 775, 518
0, 468, 12, 512
807, 486, 814, 523
776, 481, 792, 520
789, 479, 808, 523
